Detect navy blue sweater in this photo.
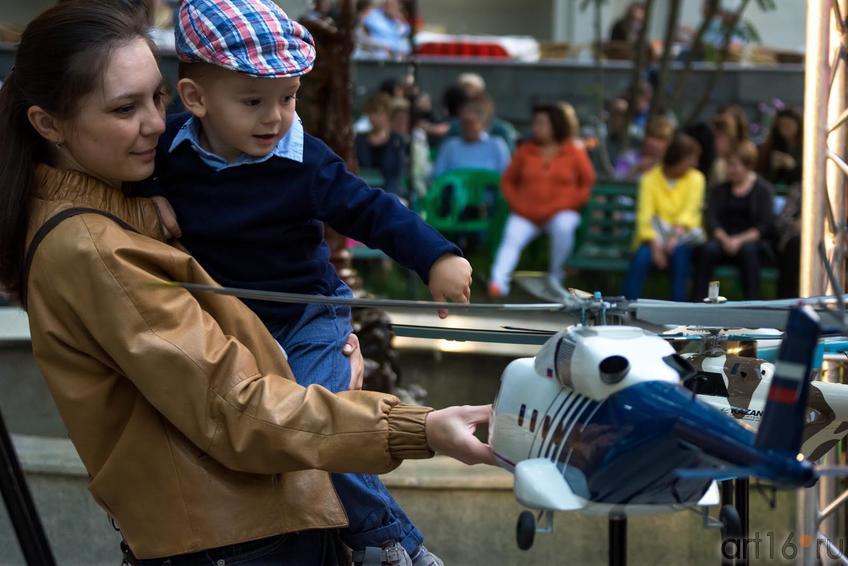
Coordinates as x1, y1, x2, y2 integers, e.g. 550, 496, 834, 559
133, 113, 460, 328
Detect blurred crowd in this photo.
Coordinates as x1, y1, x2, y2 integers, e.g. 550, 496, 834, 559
350, 49, 803, 302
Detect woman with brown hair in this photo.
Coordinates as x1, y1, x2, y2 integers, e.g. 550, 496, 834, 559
488, 103, 596, 296
0, 2, 492, 563
621, 133, 705, 301
757, 107, 803, 187
693, 141, 775, 300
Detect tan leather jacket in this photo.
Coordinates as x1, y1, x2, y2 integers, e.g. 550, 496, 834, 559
24, 166, 433, 559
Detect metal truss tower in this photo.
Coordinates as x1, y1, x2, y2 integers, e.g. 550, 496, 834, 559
799, 2, 848, 564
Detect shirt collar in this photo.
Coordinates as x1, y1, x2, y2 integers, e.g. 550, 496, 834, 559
169, 113, 305, 171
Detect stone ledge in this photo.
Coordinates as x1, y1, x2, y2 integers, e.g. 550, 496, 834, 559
12, 434, 86, 476
383, 455, 513, 490
0, 307, 30, 343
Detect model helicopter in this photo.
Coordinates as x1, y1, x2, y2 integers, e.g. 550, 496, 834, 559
488, 306, 841, 550
169, 279, 848, 555
683, 340, 848, 461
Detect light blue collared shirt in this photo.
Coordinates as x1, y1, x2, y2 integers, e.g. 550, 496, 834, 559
169, 113, 305, 171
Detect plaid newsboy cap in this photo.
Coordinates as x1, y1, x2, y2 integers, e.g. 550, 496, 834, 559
176, 0, 316, 78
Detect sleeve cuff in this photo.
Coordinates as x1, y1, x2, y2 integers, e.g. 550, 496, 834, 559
419, 241, 463, 284
387, 404, 435, 460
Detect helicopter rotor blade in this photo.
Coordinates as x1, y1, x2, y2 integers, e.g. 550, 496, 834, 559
169, 281, 570, 313
630, 296, 848, 331
391, 324, 554, 345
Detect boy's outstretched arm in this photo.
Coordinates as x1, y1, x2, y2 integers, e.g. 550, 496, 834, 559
428, 253, 472, 318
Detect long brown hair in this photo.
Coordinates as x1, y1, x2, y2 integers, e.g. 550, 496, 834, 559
0, 1, 150, 296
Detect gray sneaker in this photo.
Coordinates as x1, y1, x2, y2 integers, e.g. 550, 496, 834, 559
410, 546, 444, 566
352, 541, 412, 566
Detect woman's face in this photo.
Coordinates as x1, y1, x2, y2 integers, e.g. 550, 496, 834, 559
368, 108, 390, 132
57, 38, 165, 187
776, 116, 800, 143
714, 132, 731, 157
726, 156, 748, 184
665, 154, 698, 179
531, 112, 554, 145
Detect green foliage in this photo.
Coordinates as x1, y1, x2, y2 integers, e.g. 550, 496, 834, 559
738, 19, 762, 44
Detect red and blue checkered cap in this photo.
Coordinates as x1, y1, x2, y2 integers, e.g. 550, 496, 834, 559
176, 0, 316, 78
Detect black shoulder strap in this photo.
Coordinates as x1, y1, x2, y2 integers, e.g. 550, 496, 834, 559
20, 207, 140, 311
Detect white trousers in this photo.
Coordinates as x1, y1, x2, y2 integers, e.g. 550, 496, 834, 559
490, 210, 581, 293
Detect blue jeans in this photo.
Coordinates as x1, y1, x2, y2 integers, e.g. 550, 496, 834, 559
622, 243, 692, 301
271, 283, 422, 556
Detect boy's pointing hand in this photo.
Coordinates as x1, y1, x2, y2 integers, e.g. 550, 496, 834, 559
428, 254, 472, 319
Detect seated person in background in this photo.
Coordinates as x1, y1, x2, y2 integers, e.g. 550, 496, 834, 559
355, 92, 406, 196
693, 141, 775, 300
613, 116, 674, 181
774, 182, 801, 298
489, 104, 596, 297
558, 101, 585, 148
610, 2, 645, 44
622, 133, 705, 301
446, 74, 518, 151
757, 107, 803, 187
630, 79, 653, 140
707, 113, 738, 186
390, 96, 433, 198
433, 97, 511, 176
359, 0, 410, 59
591, 96, 633, 173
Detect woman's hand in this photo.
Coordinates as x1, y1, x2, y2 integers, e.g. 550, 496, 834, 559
425, 405, 497, 466
428, 254, 472, 319
342, 333, 364, 391
723, 235, 742, 256
650, 239, 668, 270
152, 196, 182, 240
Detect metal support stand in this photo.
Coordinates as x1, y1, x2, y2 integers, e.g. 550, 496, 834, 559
608, 513, 627, 566
0, 409, 55, 565
734, 479, 749, 565
720, 481, 734, 566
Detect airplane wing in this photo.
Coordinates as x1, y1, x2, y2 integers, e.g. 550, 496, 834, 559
513, 458, 587, 512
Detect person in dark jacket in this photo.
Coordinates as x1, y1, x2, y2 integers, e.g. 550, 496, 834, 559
757, 107, 803, 187
355, 92, 407, 196
693, 141, 775, 300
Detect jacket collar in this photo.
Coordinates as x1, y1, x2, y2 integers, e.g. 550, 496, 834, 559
35, 164, 133, 211
169, 113, 305, 171
35, 163, 118, 201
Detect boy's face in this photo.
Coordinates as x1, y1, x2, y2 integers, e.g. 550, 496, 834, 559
180, 68, 300, 161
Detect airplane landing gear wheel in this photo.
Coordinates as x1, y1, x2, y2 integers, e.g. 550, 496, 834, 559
719, 504, 742, 539
516, 510, 535, 550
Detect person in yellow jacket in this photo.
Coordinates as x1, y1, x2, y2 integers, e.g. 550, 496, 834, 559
0, 3, 493, 563
621, 133, 705, 301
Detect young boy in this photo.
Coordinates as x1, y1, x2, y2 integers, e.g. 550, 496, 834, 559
135, 0, 470, 564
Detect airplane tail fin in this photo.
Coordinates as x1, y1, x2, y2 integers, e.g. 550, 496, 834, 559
754, 305, 822, 454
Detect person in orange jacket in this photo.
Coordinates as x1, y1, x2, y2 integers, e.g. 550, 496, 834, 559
489, 103, 596, 296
